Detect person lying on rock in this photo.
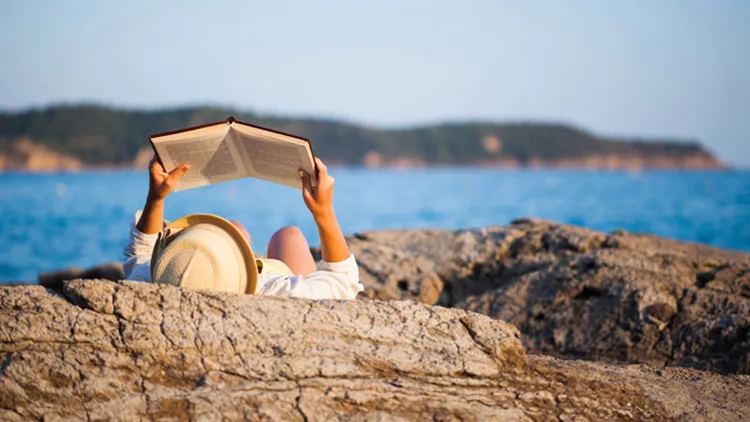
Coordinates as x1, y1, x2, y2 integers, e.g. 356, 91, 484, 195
122, 156, 363, 299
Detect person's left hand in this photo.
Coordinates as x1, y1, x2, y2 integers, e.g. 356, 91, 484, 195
299, 157, 334, 221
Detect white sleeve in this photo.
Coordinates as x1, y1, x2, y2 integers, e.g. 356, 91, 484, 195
122, 211, 164, 282
257, 254, 363, 300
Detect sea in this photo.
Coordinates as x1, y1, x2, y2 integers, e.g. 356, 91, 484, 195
0, 168, 748, 283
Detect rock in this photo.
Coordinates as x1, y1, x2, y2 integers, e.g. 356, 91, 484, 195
38, 262, 124, 289
0, 138, 83, 172
32, 219, 750, 375
346, 220, 750, 374
524, 153, 724, 169
131, 146, 154, 168
37, 267, 86, 286
344, 227, 525, 304
1, 279, 748, 421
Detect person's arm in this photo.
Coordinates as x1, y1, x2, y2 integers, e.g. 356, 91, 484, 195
256, 158, 363, 299
124, 157, 189, 281
135, 158, 190, 234
299, 157, 350, 263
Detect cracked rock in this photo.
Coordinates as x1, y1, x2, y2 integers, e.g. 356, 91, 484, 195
344, 220, 750, 374
1, 279, 749, 421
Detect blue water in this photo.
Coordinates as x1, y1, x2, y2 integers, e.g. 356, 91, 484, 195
0, 169, 748, 282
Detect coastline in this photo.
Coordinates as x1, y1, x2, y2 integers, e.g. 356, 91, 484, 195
0, 158, 731, 173
0, 108, 728, 172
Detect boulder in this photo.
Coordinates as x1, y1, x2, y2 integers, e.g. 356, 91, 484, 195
1, 279, 748, 421
343, 226, 525, 305
346, 219, 750, 374
38, 262, 125, 289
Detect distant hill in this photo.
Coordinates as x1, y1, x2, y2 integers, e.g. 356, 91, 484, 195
0, 105, 723, 170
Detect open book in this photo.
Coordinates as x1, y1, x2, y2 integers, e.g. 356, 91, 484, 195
150, 117, 317, 192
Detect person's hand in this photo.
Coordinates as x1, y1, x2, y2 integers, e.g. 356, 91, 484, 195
299, 157, 334, 221
147, 156, 190, 201
300, 158, 349, 262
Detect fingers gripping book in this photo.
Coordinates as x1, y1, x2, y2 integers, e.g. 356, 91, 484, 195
150, 117, 317, 191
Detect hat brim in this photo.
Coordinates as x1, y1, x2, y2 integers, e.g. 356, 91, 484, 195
151, 214, 258, 294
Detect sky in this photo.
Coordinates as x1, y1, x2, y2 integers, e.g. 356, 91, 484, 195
1, 0, 749, 166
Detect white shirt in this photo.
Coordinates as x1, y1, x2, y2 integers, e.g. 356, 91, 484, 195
123, 213, 363, 300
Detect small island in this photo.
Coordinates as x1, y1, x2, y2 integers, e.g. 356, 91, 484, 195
0, 105, 724, 171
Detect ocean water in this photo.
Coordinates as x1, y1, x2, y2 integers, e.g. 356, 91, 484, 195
0, 168, 748, 282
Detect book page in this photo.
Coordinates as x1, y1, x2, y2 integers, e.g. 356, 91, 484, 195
153, 127, 247, 191
231, 125, 316, 190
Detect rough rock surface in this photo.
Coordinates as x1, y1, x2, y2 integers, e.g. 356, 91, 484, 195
33, 219, 750, 375
1, 279, 748, 421
346, 219, 750, 374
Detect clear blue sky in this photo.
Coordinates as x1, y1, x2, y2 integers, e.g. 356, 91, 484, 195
1, 0, 748, 165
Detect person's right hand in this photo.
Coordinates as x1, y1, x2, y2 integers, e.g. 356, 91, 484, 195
147, 156, 190, 201
299, 157, 334, 221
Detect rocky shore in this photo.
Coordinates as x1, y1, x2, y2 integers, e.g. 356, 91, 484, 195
0, 138, 83, 172
360, 152, 724, 170
7, 219, 749, 420
341, 219, 750, 375
0, 150, 725, 172
0, 141, 725, 172
2, 279, 749, 421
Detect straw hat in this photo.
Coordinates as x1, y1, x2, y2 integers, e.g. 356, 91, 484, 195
150, 214, 258, 294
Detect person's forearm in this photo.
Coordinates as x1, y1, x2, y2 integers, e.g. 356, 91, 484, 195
315, 210, 350, 263
135, 195, 165, 235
